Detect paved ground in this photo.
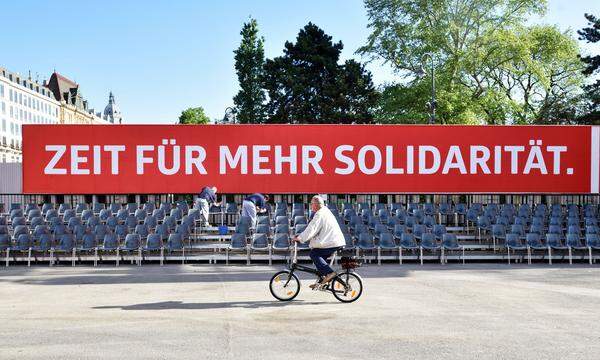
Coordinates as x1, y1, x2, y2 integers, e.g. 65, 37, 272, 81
1, 263, 600, 360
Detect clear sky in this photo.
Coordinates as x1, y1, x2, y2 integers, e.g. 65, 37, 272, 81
2, 0, 598, 124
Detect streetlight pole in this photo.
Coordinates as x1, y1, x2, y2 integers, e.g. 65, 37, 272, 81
421, 53, 436, 124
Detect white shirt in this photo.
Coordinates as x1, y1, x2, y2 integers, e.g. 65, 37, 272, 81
297, 206, 346, 249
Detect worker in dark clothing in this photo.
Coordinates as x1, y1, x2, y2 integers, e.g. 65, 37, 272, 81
198, 186, 220, 226
242, 193, 269, 227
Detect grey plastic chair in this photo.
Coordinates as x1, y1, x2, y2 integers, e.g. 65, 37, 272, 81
34, 233, 55, 266
491, 224, 506, 251
121, 234, 142, 266
399, 233, 418, 264
377, 232, 397, 265
255, 224, 271, 236
109, 203, 122, 215
12, 224, 29, 240
166, 233, 185, 264
441, 233, 464, 264
565, 233, 587, 265
8, 234, 33, 267
101, 233, 120, 266
250, 233, 271, 265
393, 224, 406, 241
275, 224, 290, 235
357, 232, 376, 260
341, 232, 354, 251
419, 233, 440, 265
12, 217, 26, 227
56, 234, 77, 266
125, 215, 138, 230
94, 224, 110, 242
99, 209, 112, 222
272, 233, 290, 251
76, 203, 88, 215
586, 234, 600, 264
226, 233, 248, 265
106, 216, 119, 230
58, 203, 71, 215
143, 233, 164, 266
432, 224, 447, 241
126, 203, 139, 215
80, 232, 99, 266
134, 224, 150, 240
526, 233, 546, 265
506, 233, 526, 264
134, 209, 147, 224
412, 224, 426, 241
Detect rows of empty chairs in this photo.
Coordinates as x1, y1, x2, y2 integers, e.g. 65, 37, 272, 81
1, 201, 599, 266
222, 201, 600, 265
0, 201, 200, 266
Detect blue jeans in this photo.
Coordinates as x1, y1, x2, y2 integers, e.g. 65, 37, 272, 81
309, 247, 342, 276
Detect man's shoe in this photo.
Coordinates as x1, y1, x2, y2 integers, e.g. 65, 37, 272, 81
322, 272, 337, 283
309, 283, 319, 290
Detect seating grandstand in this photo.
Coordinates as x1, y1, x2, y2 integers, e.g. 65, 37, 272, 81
1, 197, 599, 266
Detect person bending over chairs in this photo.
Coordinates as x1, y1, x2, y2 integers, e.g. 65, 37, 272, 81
293, 195, 345, 289
242, 193, 269, 228
198, 186, 220, 227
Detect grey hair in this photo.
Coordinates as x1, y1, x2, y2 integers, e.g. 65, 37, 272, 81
311, 195, 325, 207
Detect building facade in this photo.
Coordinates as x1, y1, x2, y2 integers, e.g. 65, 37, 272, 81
0, 67, 120, 163
0, 67, 61, 163
46, 72, 109, 125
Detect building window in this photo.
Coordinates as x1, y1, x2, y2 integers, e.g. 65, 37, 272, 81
0, 84, 3, 97
1, 102, 4, 115
1, 119, 5, 131
18, 93, 22, 105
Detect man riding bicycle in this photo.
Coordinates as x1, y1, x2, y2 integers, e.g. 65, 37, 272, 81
293, 195, 345, 289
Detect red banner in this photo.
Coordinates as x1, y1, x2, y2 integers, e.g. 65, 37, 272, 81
22, 124, 599, 194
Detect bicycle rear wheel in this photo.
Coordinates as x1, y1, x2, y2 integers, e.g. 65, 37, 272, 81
269, 271, 300, 301
331, 272, 363, 303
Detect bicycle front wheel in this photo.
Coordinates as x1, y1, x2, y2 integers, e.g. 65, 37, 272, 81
269, 271, 300, 301
331, 272, 363, 303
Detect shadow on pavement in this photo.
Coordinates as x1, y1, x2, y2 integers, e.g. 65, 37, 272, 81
93, 300, 328, 310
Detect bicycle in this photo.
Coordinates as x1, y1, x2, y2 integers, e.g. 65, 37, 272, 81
269, 243, 363, 303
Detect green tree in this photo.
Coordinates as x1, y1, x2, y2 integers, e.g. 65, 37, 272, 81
233, 18, 266, 124
263, 23, 378, 124
483, 25, 584, 124
178, 107, 210, 124
577, 13, 600, 124
362, 1, 585, 124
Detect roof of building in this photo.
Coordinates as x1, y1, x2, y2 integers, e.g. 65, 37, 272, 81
46, 72, 78, 103
103, 92, 122, 124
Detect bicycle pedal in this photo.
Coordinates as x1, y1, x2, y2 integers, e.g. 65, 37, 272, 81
309, 282, 325, 291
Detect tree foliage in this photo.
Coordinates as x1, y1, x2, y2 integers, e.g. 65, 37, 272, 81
483, 25, 584, 124
263, 23, 379, 124
360, 0, 585, 124
233, 18, 266, 124
178, 107, 210, 124
577, 13, 600, 124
